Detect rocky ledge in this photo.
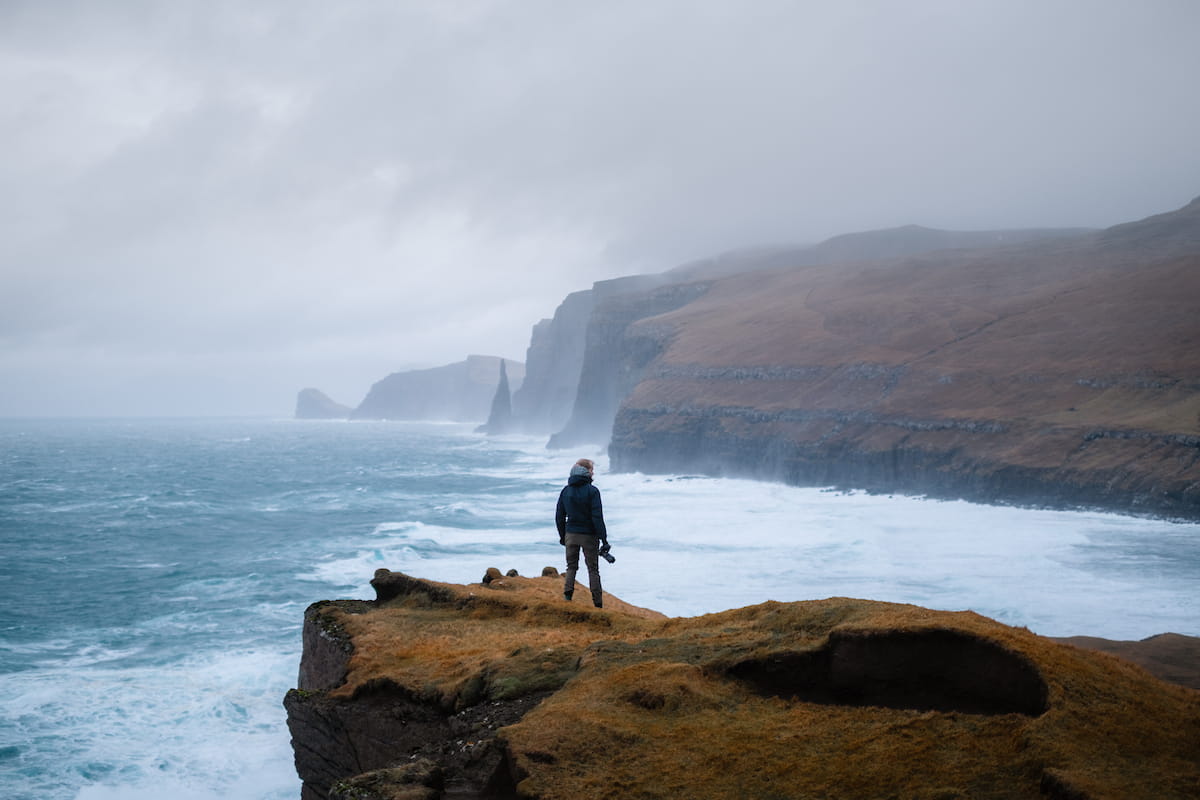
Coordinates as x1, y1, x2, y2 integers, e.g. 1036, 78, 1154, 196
284, 570, 1199, 799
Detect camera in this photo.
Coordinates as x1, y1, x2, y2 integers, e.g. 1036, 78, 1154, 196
599, 542, 615, 564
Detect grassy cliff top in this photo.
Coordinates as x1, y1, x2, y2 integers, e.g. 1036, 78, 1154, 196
319, 570, 1199, 799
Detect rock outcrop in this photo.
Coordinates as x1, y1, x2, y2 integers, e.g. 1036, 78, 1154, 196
600, 197, 1200, 519
285, 571, 1200, 800
352, 355, 525, 423
295, 388, 353, 420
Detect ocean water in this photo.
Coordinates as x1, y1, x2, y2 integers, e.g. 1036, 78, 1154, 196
1, 418, 1197, 800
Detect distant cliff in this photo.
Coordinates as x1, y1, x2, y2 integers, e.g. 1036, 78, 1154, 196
502, 199, 1199, 518
352, 355, 525, 423
605, 197, 1200, 518
284, 570, 1200, 800
548, 277, 711, 448
510, 290, 595, 434
514, 222, 1097, 447
294, 388, 353, 420
510, 273, 700, 439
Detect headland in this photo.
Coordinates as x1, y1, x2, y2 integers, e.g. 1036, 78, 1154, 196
284, 570, 1200, 800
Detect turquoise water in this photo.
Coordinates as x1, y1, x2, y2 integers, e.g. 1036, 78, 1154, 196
0, 419, 552, 800
1, 418, 1197, 800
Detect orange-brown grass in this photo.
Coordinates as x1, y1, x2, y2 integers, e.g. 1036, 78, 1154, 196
508, 666, 1038, 799
331, 573, 664, 708
329, 574, 1199, 799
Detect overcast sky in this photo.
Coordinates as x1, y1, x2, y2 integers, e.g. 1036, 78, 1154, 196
2, 1, 1198, 417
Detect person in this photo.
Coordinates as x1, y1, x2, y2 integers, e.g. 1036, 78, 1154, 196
555, 457, 608, 608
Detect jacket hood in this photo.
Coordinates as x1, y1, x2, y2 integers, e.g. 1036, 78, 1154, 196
568, 464, 593, 485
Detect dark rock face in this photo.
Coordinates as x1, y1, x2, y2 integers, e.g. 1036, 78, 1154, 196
295, 388, 353, 419
285, 680, 455, 800
327, 759, 444, 800
297, 601, 363, 692
352, 355, 525, 423
729, 628, 1048, 716
609, 402, 1200, 519
286, 677, 546, 800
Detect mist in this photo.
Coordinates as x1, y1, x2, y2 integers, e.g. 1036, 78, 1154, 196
2, 1, 1198, 416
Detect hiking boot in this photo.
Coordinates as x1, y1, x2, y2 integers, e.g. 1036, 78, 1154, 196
563, 591, 573, 602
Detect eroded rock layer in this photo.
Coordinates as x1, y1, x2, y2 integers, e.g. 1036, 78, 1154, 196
284, 571, 1200, 800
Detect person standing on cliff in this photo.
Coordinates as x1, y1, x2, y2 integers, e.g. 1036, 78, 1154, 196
556, 458, 608, 608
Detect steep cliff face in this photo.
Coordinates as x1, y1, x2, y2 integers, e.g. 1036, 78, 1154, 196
510, 290, 595, 434
284, 571, 1200, 800
547, 278, 711, 448
352, 355, 525, 423
607, 198, 1200, 519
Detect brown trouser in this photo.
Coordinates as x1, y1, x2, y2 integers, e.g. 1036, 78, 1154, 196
563, 533, 603, 607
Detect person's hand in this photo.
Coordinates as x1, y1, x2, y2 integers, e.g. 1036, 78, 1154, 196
558, 534, 565, 545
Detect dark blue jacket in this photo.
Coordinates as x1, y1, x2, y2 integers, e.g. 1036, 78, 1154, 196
556, 471, 607, 540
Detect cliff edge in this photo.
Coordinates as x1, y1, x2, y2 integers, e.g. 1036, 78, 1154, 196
284, 571, 1199, 800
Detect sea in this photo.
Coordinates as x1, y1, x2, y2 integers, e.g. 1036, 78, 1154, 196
1, 417, 1197, 800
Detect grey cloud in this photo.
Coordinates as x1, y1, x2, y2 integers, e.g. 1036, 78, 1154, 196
1, 0, 1198, 415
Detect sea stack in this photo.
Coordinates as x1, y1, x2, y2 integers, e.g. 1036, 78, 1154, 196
477, 360, 514, 435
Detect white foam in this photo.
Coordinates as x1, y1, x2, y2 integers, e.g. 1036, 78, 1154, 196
2, 646, 300, 800
36, 644, 145, 669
